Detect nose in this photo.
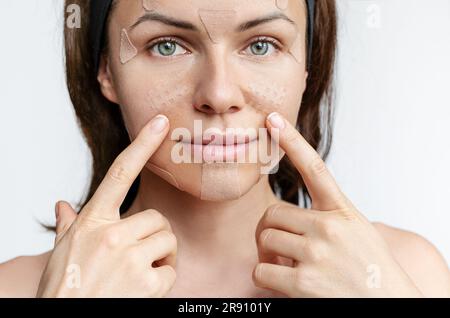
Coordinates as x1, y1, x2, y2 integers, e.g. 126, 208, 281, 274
193, 53, 244, 115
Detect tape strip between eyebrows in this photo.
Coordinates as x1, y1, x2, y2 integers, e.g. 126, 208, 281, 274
198, 9, 237, 44
143, 0, 160, 11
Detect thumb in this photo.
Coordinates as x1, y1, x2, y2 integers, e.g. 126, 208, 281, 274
54, 200, 77, 243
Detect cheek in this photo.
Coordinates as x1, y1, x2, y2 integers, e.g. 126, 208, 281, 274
242, 71, 305, 126
113, 61, 195, 135
247, 81, 288, 114
145, 82, 191, 114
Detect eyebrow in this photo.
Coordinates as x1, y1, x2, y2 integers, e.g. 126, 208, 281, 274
130, 12, 199, 31
129, 11, 296, 33
236, 12, 296, 32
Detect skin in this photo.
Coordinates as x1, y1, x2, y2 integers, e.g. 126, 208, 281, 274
1, 0, 450, 297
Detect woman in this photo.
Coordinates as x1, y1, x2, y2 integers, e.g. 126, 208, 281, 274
1, 0, 449, 297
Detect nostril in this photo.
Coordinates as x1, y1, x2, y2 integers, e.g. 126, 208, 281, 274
197, 104, 215, 114
229, 106, 240, 113
196, 104, 241, 114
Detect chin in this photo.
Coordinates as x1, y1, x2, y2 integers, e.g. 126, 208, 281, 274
145, 160, 269, 202
143, 136, 280, 201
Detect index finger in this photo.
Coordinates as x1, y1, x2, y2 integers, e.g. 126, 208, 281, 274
266, 112, 348, 211
85, 114, 170, 219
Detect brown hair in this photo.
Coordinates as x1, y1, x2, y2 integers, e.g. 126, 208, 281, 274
62, 0, 337, 218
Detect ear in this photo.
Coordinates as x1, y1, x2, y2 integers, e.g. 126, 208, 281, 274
97, 54, 119, 104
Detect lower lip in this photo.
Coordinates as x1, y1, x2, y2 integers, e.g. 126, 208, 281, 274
183, 139, 257, 162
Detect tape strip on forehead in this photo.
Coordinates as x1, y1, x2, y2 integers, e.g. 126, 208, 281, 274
143, 0, 161, 11
276, 0, 289, 10
198, 9, 237, 44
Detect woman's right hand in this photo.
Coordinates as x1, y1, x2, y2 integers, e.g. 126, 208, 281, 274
36, 114, 177, 298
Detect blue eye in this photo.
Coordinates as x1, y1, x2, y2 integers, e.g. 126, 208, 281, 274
250, 41, 269, 55
245, 38, 279, 56
149, 39, 188, 57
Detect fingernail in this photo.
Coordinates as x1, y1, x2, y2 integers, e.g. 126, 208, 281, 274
267, 112, 285, 129
149, 115, 168, 134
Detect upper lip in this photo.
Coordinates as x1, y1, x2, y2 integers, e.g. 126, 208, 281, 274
179, 133, 258, 145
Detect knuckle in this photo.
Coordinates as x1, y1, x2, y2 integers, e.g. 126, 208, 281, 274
107, 160, 131, 184
264, 204, 281, 221
157, 230, 177, 246
309, 156, 328, 176
99, 226, 121, 249
258, 228, 273, 248
303, 241, 324, 263
166, 232, 178, 251
253, 263, 265, 285
302, 239, 316, 260
143, 209, 170, 230
316, 217, 340, 239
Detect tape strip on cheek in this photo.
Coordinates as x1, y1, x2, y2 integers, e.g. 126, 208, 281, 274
146, 162, 181, 189
200, 163, 241, 201
198, 9, 237, 44
120, 28, 138, 64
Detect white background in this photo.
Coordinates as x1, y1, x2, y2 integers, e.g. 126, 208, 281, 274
0, 0, 449, 264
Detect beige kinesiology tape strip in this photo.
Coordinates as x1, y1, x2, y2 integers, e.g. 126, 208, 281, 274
146, 162, 181, 189
142, 0, 160, 11
200, 162, 242, 201
120, 28, 138, 64
276, 0, 290, 10
275, 0, 303, 64
198, 9, 237, 44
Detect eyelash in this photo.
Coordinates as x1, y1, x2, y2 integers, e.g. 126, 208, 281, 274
146, 36, 282, 58
146, 36, 189, 57
245, 36, 282, 58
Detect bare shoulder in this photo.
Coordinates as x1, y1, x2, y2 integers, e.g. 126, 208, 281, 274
0, 251, 52, 298
373, 222, 450, 297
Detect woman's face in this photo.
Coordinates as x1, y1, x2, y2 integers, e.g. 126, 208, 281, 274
99, 0, 308, 201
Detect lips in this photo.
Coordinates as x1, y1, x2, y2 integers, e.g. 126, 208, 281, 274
177, 132, 258, 162
180, 133, 258, 146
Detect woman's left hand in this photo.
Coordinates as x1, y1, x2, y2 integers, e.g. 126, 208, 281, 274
253, 112, 423, 297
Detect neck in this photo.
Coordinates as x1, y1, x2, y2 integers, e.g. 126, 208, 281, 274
123, 168, 280, 264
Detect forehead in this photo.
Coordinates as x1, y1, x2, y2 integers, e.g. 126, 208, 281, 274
111, 0, 307, 30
